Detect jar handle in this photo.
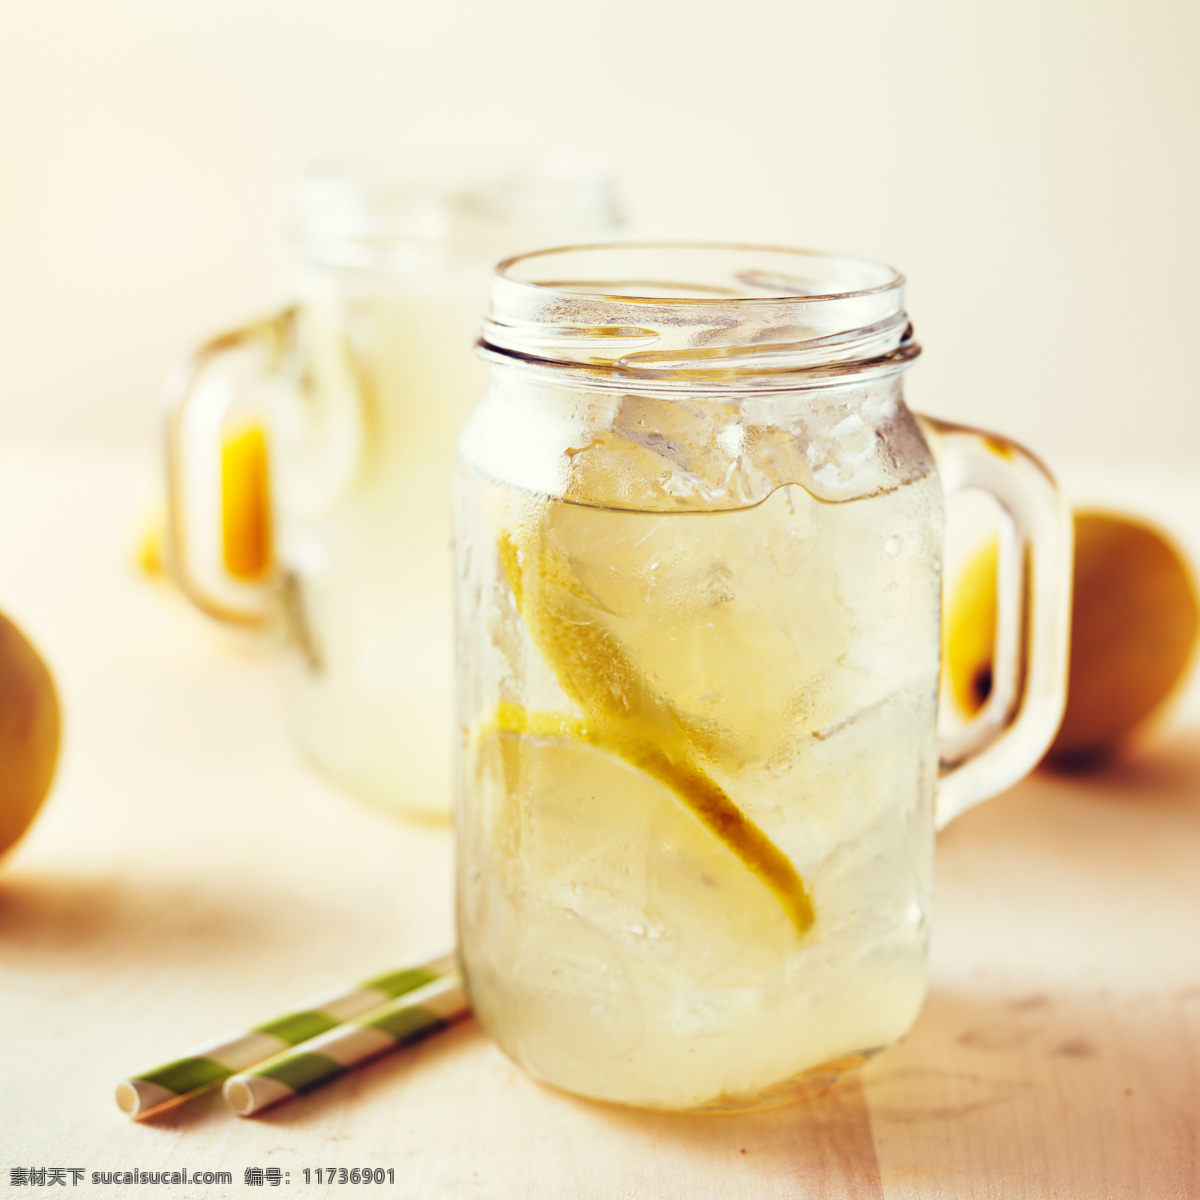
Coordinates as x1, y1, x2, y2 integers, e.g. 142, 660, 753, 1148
163, 310, 294, 627
920, 416, 1073, 829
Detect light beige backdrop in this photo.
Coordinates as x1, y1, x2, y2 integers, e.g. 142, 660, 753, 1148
1, 0, 1197, 465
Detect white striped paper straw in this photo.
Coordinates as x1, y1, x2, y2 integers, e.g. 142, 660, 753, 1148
223, 973, 467, 1117
116, 950, 456, 1119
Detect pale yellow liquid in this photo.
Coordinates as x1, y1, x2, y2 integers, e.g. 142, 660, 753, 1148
456, 470, 943, 1109
273, 274, 488, 819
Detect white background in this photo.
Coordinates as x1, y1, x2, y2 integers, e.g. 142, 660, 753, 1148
1, 0, 1197, 466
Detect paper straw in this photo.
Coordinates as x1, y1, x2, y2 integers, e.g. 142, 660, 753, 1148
116, 950, 456, 1119
223, 972, 467, 1117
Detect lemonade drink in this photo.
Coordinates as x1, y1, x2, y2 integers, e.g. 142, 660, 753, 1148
443, 242, 1051, 1111
274, 276, 489, 818
266, 157, 621, 818
455, 363, 945, 1109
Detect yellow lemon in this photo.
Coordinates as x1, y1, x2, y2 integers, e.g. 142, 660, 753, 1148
943, 538, 998, 719
220, 423, 273, 582
135, 505, 167, 577
0, 610, 61, 861
1051, 511, 1199, 765
944, 511, 1200, 767
473, 715, 798, 975
136, 422, 272, 583
496, 522, 815, 935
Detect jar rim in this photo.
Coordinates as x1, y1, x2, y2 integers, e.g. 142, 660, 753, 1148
494, 241, 906, 305
482, 242, 917, 388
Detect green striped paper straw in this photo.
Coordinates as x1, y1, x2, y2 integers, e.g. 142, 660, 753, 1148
223, 972, 467, 1117
116, 950, 456, 1119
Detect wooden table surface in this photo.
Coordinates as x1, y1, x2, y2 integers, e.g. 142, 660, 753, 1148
2, 446, 1198, 1199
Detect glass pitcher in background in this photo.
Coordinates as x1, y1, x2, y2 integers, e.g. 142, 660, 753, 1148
166, 151, 624, 819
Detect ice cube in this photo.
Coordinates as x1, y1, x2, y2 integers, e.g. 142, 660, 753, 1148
670, 986, 766, 1039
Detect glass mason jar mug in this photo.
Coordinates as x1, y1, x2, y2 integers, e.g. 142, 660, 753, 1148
164, 153, 622, 819
454, 244, 1072, 1111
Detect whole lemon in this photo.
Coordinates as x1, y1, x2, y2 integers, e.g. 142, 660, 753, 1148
137, 421, 271, 582
943, 538, 999, 720
0, 610, 62, 860
1052, 511, 1199, 765
944, 511, 1200, 768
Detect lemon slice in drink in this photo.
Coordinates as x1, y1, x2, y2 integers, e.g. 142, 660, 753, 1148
539, 493, 839, 767
472, 713, 799, 979
497, 521, 816, 936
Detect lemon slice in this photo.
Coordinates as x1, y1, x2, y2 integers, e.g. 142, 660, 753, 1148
496, 527, 815, 935
221, 424, 273, 581
472, 714, 799, 979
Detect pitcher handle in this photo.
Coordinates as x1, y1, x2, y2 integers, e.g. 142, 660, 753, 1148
921, 417, 1073, 829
